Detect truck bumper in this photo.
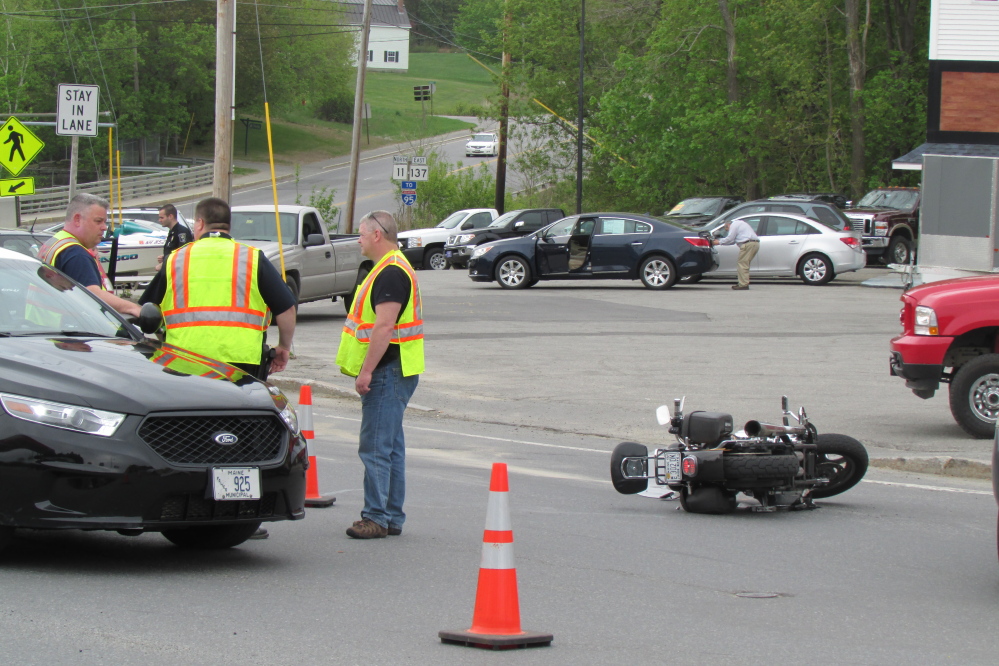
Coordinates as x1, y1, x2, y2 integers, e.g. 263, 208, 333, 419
444, 246, 472, 268
861, 236, 889, 255
890, 334, 951, 395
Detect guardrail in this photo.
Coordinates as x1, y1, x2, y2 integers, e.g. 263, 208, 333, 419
19, 163, 214, 216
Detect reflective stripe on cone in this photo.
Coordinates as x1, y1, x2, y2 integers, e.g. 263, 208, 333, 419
299, 384, 335, 508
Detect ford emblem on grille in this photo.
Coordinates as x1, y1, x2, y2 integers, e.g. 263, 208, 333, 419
213, 432, 239, 446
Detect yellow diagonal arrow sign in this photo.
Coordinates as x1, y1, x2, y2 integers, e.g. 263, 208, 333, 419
0, 176, 34, 196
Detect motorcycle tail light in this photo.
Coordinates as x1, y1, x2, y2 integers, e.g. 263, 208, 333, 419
681, 456, 698, 476
684, 236, 710, 247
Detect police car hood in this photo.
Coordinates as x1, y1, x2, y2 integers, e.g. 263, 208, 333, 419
0, 336, 275, 416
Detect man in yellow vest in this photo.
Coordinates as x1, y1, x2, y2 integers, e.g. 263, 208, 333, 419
139, 197, 297, 378
336, 211, 424, 539
38, 193, 140, 317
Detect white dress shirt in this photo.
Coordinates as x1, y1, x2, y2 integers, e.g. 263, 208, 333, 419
716, 219, 760, 246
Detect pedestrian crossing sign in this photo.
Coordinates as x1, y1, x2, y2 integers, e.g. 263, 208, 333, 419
0, 117, 44, 177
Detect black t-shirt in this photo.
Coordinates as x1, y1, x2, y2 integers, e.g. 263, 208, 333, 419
139, 235, 296, 315
369, 265, 412, 368
55, 244, 102, 288
163, 223, 194, 257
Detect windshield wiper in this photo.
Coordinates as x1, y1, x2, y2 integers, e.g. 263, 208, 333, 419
10, 331, 109, 338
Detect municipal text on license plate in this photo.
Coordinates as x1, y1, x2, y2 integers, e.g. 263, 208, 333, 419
212, 467, 261, 501
662, 451, 682, 482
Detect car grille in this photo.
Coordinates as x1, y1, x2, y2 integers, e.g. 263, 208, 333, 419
156, 492, 278, 521
846, 215, 871, 235
138, 413, 286, 465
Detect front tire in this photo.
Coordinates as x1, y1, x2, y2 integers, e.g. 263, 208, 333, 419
810, 434, 869, 498
286, 278, 300, 312
162, 522, 262, 549
424, 247, 447, 270
610, 442, 649, 494
799, 253, 834, 285
639, 255, 677, 290
495, 255, 532, 289
949, 354, 999, 438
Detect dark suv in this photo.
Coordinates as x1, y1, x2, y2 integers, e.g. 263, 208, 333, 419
444, 208, 566, 268
663, 196, 744, 227
704, 198, 852, 232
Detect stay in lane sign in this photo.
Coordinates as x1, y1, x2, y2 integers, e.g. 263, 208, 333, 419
0, 177, 34, 197
57, 84, 100, 137
0, 117, 44, 177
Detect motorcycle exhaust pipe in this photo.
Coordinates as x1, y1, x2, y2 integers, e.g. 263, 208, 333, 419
744, 420, 809, 438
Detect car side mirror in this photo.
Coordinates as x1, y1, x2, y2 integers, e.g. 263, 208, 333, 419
137, 302, 163, 335
304, 233, 325, 247
461, 221, 473, 230
514, 221, 524, 228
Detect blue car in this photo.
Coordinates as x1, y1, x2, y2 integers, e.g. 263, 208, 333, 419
467, 213, 717, 289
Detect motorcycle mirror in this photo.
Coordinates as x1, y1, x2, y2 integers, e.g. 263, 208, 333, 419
674, 396, 685, 415
781, 395, 789, 412
656, 405, 672, 426
799, 406, 807, 424
137, 302, 164, 335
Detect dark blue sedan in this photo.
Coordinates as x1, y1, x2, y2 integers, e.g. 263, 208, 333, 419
467, 213, 717, 289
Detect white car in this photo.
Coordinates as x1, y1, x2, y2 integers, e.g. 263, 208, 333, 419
705, 213, 865, 285
465, 133, 499, 157
397, 208, 498, 270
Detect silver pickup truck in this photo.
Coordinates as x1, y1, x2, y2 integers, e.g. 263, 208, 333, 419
230, 205, 369, 310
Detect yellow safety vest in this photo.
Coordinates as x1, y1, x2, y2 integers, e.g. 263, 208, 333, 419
30, 231, 111, 326
150, 344, 248, 382
336, 249, 424, 377
162, 236, 269, 365
37, 230, 113, 291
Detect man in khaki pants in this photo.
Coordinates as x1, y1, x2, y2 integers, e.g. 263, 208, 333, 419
713, 218, 760, 290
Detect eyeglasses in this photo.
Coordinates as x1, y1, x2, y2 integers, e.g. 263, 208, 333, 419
364, 212, 389, 235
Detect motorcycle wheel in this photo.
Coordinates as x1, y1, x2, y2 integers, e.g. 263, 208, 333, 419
679, 485, 736, 514
809, 433, 869, 499
610, 442, 649, 495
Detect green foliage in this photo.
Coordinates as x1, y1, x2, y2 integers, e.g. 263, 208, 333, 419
309, 186, 341, 233
316, 95, 354, 124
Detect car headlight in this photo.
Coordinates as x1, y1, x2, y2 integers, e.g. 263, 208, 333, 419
874, 220, 888, 236
0, 393, 125, 437
914, 306, 939, 336
471, 245, 493, 259
456, 234, 476, 244
267, 385, 299, 434
406, 237, 422, 248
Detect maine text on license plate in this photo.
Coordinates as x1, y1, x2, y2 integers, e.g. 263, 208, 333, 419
212, 467, 261, 500
662, 451, 682, 482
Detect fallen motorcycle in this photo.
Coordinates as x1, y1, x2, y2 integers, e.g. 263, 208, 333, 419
610, 396, 869, 514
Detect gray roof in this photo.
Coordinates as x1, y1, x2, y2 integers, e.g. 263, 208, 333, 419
893, 143, 999, 170
340, 0, 411, 29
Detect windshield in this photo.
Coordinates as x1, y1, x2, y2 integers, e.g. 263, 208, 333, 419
436, 211, 468, 229
856, 189, 918, 210
668, 198, 723, 216
471, 134, 494, 142
229, 212, 299, 244
0, 258, 129, 338
488, 211, 519, 228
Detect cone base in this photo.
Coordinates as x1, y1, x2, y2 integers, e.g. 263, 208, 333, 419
438, 629, 553, 650
304, 494, 336, 508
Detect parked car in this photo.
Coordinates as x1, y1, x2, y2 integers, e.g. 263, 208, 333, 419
397, 208, 497, 270
0, 228, 52, 258
465, 132, 499, 157
701, 212, 865, 285
467, 213, 716, 290
771, 193, 850, 209
445, 208, 565, 268
46, 217, 168, 279
0, 247, 307, 552
229, 205, 368, 309
663, 195, 744, 227
700, 198, 853, 232
890, 273, 999, 438
845, 186, 920, 265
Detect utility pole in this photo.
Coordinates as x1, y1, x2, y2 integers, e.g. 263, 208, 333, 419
213, 0, 236, 201
345, 0, 374, 234
494, 7, 510, 215
576, 0, 584, 215
68, 136, 79, 200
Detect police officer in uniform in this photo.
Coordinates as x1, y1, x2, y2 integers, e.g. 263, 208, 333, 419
38, 193, 141, 317
155, 203, 193, 272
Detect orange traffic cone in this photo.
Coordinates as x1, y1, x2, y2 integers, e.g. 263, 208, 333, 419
439, 463, 553, 650
300, 385, 336, 508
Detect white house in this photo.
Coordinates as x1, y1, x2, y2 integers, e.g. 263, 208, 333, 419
343, 0, 412, 72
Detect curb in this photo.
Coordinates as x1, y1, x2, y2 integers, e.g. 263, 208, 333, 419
870, 456, 991, 480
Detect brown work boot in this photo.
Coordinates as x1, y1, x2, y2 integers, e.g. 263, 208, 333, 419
346, 518, 387, 539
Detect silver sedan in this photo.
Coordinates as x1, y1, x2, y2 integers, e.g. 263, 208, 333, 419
704, 213, 865, 285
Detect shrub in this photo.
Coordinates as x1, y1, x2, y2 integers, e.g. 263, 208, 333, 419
316, 95, 354, 124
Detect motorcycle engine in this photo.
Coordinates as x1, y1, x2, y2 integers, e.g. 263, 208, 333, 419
682, 411, 734, 447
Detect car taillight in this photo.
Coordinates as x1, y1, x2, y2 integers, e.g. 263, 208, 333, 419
840, 236, 860, 249
681, 456, 698, 476
684, 236, 710, 247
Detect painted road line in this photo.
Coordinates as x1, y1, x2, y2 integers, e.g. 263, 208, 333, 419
861, 479, 992, 496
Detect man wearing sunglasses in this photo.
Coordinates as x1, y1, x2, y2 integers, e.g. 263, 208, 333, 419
337, 211, 424, 539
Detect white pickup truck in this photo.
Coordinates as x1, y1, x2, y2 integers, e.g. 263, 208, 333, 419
397, 208, 497, 269
230, 205, 369, 309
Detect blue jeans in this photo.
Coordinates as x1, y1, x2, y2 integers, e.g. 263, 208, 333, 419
358, 359, 419, 530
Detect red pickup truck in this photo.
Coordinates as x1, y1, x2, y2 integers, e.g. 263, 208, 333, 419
890, 275, 999, 438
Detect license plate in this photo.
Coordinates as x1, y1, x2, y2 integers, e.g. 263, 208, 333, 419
661, 451, 683, 482
445, 250, 453, 258
212, 467, 261, 500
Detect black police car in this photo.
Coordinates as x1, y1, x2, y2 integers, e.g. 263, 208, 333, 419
0, 248, 307, 552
